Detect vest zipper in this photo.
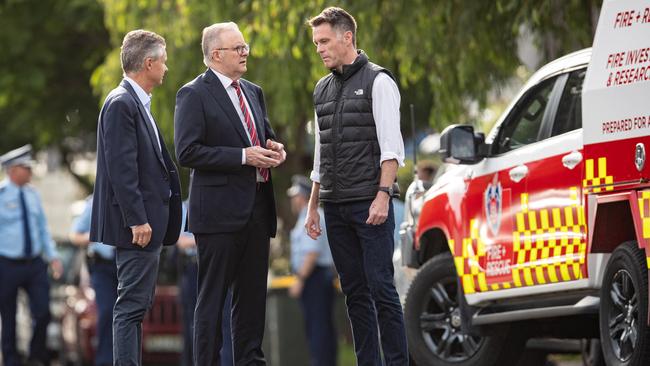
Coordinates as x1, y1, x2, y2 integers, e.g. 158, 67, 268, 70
332, 81, 345, 197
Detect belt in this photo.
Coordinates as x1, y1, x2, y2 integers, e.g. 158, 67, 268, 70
0, 255, 40, 264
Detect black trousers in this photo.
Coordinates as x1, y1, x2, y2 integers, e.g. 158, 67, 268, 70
179, 260, 234, 366
324, 200, 408, 366
0, 257, 50, 366
194, 183, 272, 366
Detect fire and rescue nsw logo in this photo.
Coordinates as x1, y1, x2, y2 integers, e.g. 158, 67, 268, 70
481, 174, 513, 283
484, 174, 502, 236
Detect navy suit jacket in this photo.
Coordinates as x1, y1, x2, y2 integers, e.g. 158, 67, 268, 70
90, 80, 182, 250
174, 69, 277, 236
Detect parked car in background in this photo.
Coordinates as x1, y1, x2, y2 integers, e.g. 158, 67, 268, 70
59, 246, 182, 365
395, 164, 450, 304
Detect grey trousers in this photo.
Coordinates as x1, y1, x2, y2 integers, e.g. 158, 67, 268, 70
113, 246, 161, 366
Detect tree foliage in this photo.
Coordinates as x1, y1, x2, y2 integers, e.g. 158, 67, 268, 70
0, 0, 109, 190
94, 0, 601, 160
0, 0, 602, 173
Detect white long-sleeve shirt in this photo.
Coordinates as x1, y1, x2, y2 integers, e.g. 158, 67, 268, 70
211, 68, 264, 182
310, 72, 405, 183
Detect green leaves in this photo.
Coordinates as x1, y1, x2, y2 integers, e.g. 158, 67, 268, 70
0, 0, 601, 187
0, 0, 109, 153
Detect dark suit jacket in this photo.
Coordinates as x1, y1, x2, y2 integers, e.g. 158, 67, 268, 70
90, 80, 182, 250
174, 69, 277, 236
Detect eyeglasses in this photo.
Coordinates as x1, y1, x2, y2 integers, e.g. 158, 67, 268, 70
216, 43, 250, 55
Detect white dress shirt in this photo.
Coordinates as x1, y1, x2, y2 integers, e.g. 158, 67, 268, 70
124, 76, 161, 152
310, 72, 405, 183
210, 69, 257, 166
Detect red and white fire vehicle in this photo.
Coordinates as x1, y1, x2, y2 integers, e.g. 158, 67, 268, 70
400, 1, 650, 365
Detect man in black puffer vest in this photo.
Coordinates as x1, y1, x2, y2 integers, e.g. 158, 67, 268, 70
305, 7, 408, 366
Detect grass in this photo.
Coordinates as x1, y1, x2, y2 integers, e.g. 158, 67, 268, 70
338, 339, 357, 366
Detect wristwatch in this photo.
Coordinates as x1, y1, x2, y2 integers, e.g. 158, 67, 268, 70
378, 186, 393, 196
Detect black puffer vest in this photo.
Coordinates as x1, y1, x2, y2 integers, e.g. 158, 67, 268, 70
314, 51, 398, 203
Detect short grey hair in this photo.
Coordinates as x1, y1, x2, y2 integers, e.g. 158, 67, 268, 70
202, 22, 239, 67
120, 29, 166, 74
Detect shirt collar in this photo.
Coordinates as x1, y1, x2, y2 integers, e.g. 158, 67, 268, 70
210, 68, 239, 91
123, 76, 152, 108
1, 178, 20, 192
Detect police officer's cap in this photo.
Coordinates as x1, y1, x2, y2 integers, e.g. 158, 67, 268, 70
287, 175, 311, 197
0, 144, 35, 169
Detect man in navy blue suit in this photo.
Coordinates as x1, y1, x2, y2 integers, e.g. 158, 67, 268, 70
174, 22, 285, 366
90, 29, 182, 366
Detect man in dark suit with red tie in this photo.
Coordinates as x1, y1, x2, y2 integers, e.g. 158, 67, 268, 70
174, 22, 286, 366
90, 29, 182, 366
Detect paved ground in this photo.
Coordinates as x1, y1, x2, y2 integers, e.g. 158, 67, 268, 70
553, 358, 584, 366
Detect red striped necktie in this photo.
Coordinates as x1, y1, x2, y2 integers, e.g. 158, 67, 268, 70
232, 80, 269, 182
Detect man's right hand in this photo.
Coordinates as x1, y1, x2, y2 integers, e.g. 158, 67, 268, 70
132, 223, 152, 247
245, 146, 282, 168
304, 208, 322, 240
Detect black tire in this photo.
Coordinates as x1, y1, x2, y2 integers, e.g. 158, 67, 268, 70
599, 241, 650, 366
582, 339, 606, 366
404, 253, 525, 366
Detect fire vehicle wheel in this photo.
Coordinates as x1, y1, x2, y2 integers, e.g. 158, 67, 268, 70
599, 241, 650, 366
404, 253, 525, 366
581, 339, 605, 366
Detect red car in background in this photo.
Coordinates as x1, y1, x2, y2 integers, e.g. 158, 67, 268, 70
59, 247, 183, 366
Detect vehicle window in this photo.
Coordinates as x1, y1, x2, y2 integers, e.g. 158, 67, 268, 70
495, 78, 556, 154
552, 69, 586, 136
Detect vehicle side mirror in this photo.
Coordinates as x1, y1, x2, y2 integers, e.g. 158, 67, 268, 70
439, 124, 486, 164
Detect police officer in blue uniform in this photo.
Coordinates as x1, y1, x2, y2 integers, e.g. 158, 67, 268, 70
287, 175, 338, 366
69, 196, 117, 366
176, 201, 233, 366
0, 145, 62, 366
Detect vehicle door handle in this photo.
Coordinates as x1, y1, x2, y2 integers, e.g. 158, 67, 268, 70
562, 151, 583, 170
509, 165, 528, 183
